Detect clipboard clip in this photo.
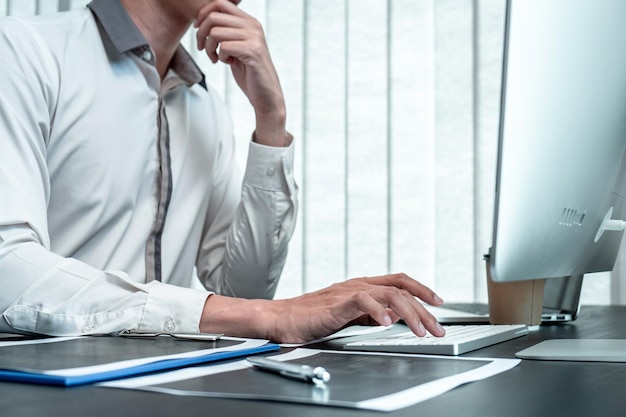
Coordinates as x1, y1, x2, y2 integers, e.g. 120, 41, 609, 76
118, 329, 223, 341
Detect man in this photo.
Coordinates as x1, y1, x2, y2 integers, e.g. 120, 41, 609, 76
0, 0, 446, 343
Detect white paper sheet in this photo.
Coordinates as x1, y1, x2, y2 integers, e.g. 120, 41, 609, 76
101, 348, 520, 412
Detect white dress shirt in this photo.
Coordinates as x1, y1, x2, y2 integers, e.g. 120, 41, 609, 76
0, 1, 298, 336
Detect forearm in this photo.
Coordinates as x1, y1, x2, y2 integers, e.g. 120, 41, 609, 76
195, 0, 289, 149
253, 109, 290, 148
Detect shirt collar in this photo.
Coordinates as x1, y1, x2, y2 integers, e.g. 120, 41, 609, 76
87, 0, 207, 90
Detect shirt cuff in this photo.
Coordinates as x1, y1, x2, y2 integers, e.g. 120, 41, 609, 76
244, 136, 295, 191
141, 282, 211, 334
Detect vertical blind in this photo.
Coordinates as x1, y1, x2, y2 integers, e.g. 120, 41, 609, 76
3, 0, 620, 305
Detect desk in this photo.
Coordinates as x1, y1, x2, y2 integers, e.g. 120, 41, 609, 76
1, 305, 625, 417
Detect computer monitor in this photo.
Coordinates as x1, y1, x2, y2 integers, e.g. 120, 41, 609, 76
488, 0, 626, 361
490, 0, 626, 284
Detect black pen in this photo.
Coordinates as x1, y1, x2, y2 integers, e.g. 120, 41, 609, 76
247, 356, 331, 385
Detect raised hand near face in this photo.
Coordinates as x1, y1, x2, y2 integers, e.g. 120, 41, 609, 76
195, 0, 288, 147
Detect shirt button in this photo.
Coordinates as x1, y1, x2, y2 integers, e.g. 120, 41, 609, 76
266, 165, 275, 176
141, 50, 152, 62
164, 320, 176, 332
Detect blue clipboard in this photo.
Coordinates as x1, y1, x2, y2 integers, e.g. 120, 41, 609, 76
0, 335, 279, 386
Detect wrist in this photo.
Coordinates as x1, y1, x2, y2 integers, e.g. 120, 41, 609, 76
253, 109, 289, 147
200, 294, 278, 340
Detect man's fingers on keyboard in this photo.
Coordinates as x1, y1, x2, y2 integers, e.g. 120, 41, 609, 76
368, 273, 444, 307
379, 288, 435, 337
415, 303, 446, 337
352, 291, 393, 327
393, 297, 446, 338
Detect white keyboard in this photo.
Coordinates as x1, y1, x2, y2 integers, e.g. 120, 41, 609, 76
343, 324, 529, 355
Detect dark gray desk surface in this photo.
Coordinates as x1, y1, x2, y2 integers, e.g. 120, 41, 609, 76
1, 304, 625, 417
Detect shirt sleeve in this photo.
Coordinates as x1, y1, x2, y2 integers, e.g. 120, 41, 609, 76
0, 225, 209, 336
0, 17, 209, 336
195, 137, 299, 300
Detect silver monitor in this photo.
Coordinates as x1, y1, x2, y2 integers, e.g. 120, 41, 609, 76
489, 0, 626, 362
489, 0, 626, 284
